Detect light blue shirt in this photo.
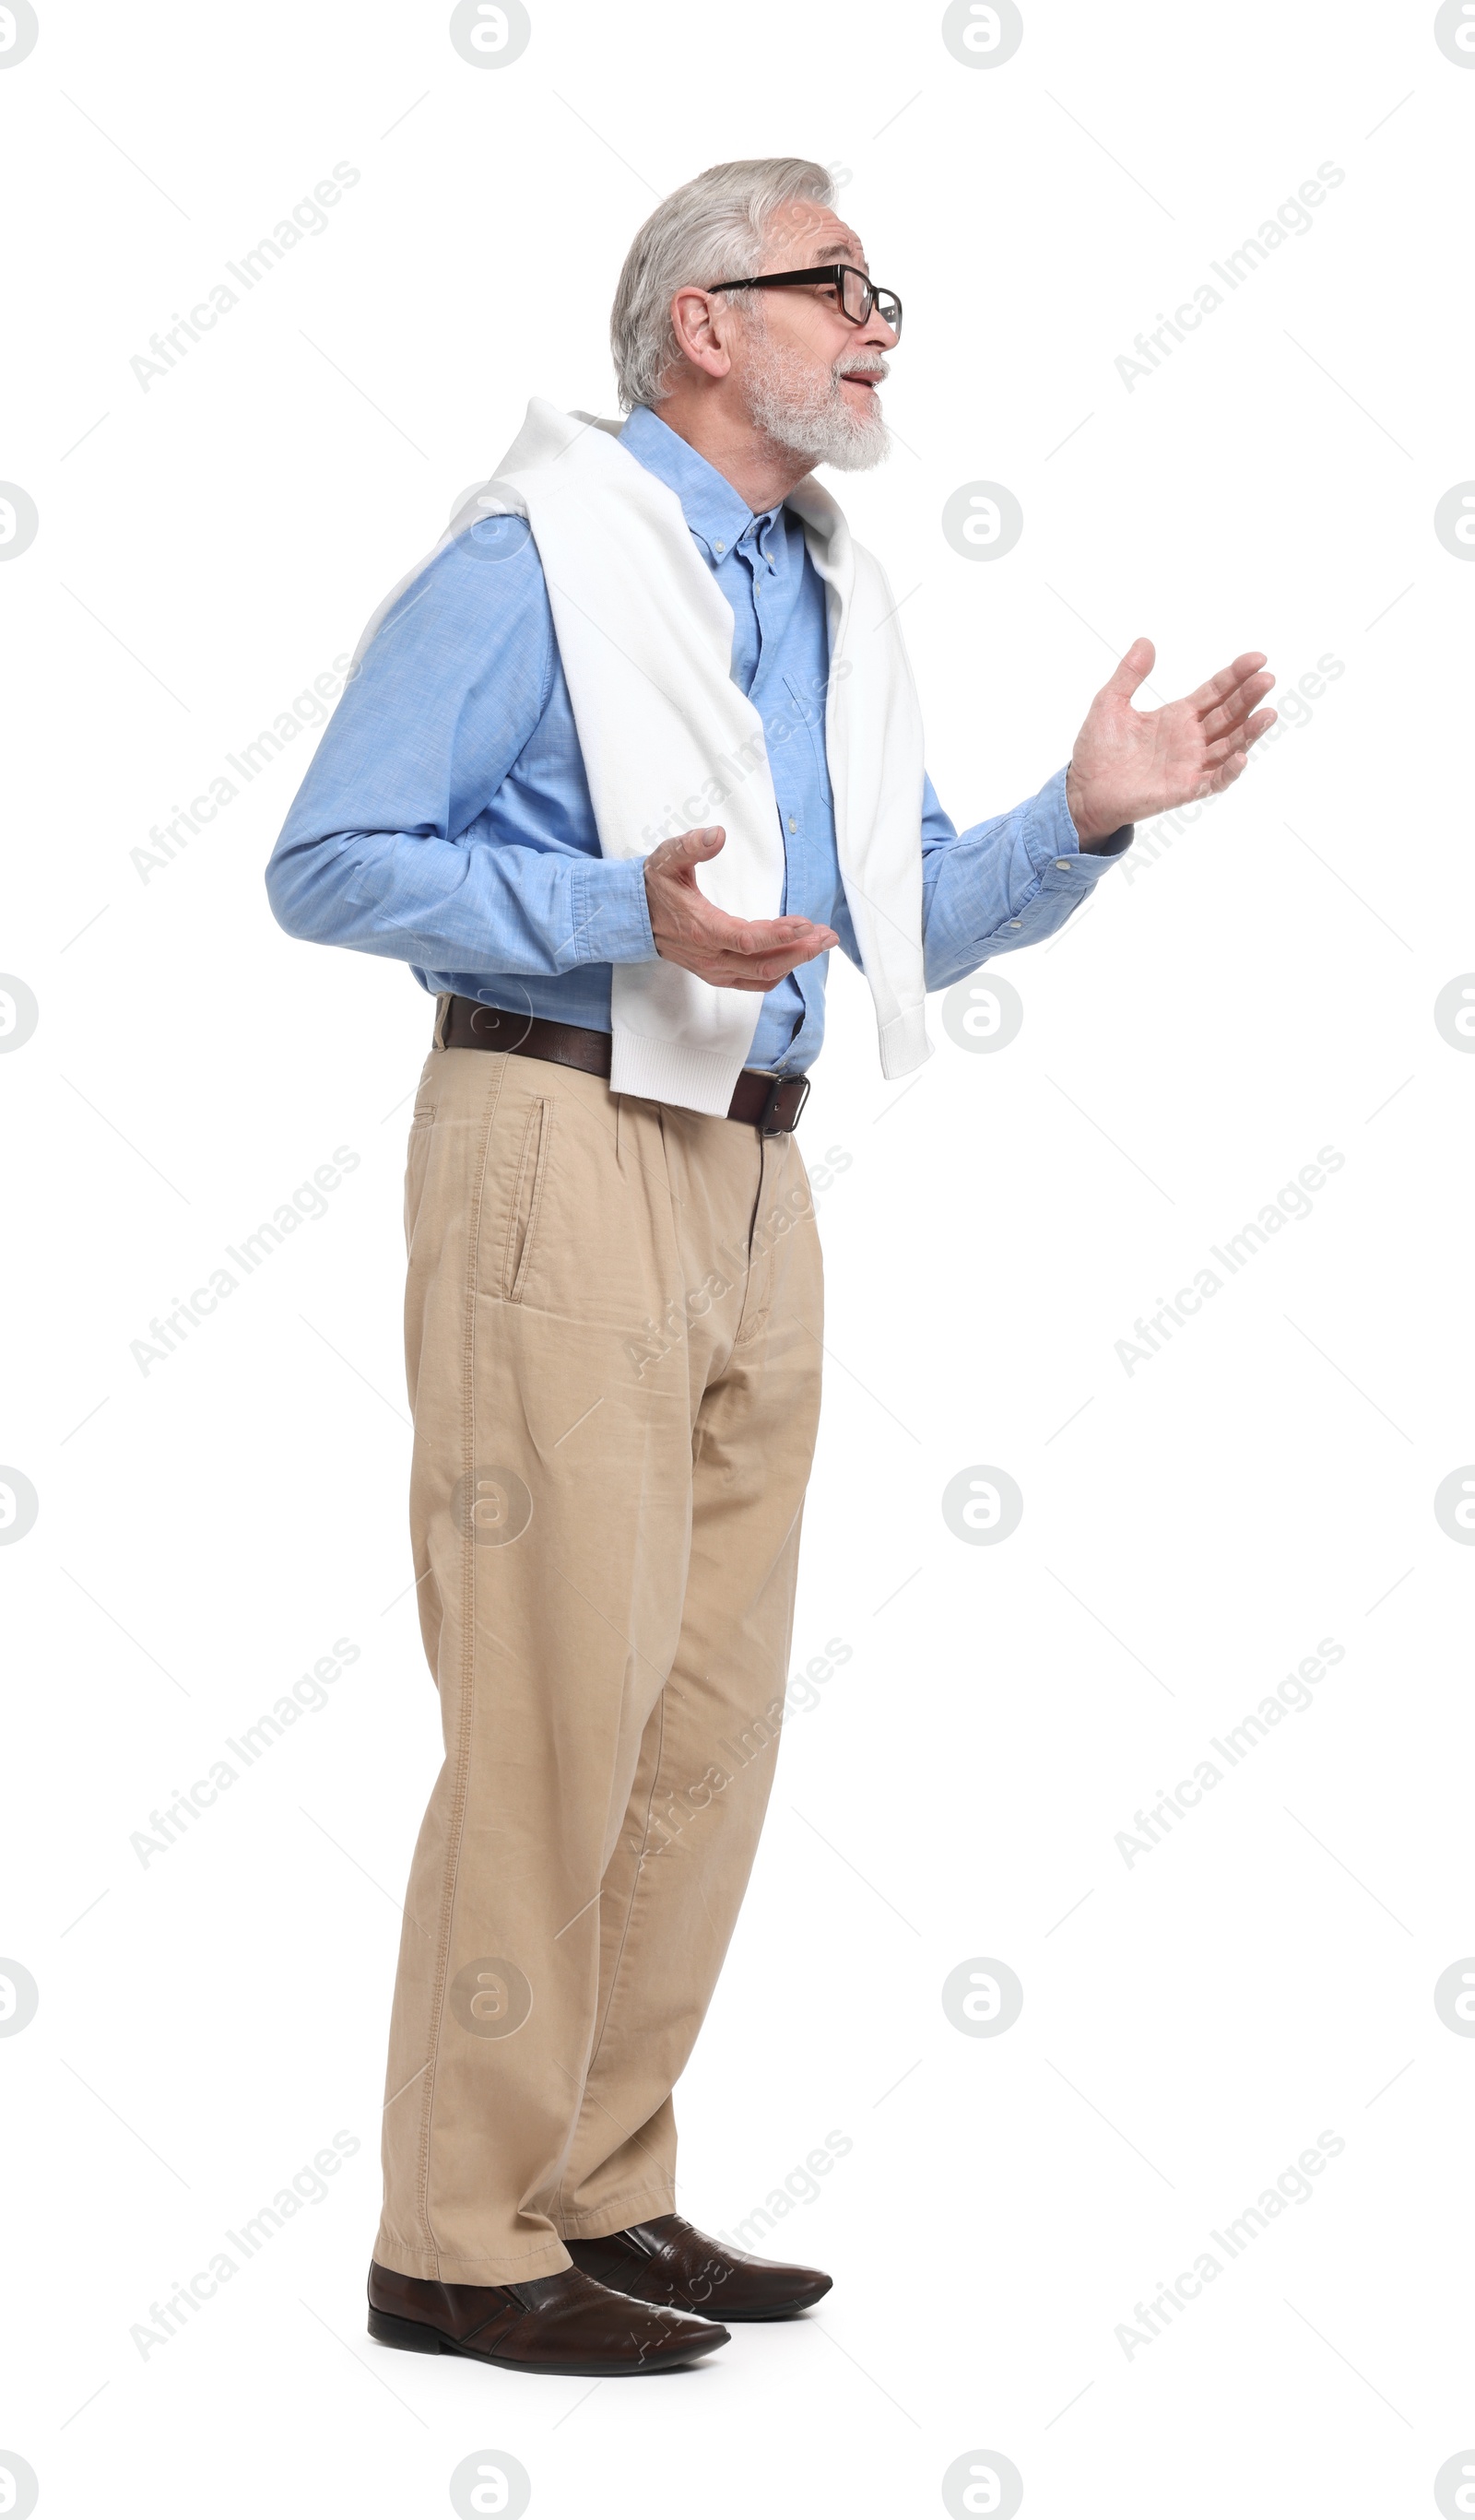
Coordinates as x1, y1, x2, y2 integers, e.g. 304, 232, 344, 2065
266, 405, 1130, 1073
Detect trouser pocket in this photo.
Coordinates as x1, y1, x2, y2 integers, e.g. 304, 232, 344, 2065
502, 1095, 553, 1301
403, 1081, 439, 1257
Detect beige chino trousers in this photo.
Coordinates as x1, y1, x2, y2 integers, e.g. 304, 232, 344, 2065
374, 1026, 824, 2283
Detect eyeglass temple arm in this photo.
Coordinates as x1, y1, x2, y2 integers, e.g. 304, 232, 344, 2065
707, 273, 826, 294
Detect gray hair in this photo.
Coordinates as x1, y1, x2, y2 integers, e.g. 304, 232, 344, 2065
609, 157, 835, 412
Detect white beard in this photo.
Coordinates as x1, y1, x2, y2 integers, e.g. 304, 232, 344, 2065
739, 332, 890, 474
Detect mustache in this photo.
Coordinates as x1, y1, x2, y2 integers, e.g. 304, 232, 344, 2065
835, 354, 889, 381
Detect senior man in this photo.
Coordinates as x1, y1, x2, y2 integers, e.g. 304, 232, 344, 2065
267, 157, 1274, 2378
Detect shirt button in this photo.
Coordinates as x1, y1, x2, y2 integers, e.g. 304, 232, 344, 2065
1054, 858, 1071, 870
714, 540, 726, 555
1009, 919, 1021, 928
787, 817, 797, 832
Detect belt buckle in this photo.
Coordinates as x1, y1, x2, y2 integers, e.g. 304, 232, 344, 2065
759, 1073, 809, 1136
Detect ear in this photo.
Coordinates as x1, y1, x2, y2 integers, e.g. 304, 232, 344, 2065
669, 286, 734, 382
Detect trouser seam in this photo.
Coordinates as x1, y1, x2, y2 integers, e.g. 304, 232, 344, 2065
410, 1051, 508, 2275
556, 1686, 669, 2225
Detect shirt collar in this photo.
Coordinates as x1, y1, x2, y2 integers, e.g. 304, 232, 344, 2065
620, 404, 785, 569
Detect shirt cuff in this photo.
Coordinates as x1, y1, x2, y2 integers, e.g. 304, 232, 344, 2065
1035, 764, 1134, 872
567, 854, 658, 966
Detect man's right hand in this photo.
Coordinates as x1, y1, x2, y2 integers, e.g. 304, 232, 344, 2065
643, 827, 838, 994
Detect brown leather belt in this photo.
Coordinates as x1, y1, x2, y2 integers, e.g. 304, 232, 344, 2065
438, 996, 811, 1135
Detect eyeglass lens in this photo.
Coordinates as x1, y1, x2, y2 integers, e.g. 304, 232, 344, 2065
841, 268, 901, 335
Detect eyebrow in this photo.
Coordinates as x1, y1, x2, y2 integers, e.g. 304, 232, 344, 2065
805, 244, 869, 271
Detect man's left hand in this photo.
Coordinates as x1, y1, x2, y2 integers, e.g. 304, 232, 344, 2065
1065, 638, 1277, 849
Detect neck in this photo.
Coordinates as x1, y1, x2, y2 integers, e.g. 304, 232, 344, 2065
649, 385, 812, 514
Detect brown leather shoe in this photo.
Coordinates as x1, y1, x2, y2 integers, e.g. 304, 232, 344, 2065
565, 2213, 832, 2322
367, 2258, 728, 2375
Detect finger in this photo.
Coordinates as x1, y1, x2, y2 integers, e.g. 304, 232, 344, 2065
658, 896, 829, 951
1201, 706, 1278, 769
1186, 651, 1268, 714
648, 824, 726, 872
700, 936, 837, 984
1202, 754, 1251, 796
726, 927, 842, 962
694, 965, 811, 992
683, 910, 834, 955
1200, 670, 1275, 742
747, 938, 836, 981
728, 919, 839, 960
691, 931, 838, 986
1201, 666, 1275, 732
1102, 636, 1155, 701
1200, 720, 1276, 795
1189, 651, 1268, 712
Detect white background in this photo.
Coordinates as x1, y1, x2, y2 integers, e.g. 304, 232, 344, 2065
3, 2, 1474, 2514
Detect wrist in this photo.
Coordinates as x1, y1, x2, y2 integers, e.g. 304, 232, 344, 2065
1065, 766, 1120, 852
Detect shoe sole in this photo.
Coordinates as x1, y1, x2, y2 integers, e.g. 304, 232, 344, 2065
367, 2303, 727, 2375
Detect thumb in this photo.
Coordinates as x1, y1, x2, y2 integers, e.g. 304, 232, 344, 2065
654, 824, 726, 873
1103, 636, 1155, 701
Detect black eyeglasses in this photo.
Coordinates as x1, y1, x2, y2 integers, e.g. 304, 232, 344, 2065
706, 263, 903, 340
